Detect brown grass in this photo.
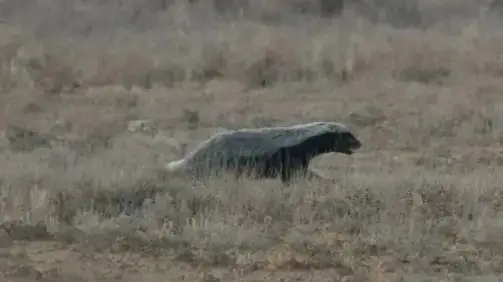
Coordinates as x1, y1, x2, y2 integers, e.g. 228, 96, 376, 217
1, 0, 503, 281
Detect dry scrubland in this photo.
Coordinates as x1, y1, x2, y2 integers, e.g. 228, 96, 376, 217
2, 0, 503, 281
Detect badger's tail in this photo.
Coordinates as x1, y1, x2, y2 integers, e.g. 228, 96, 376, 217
164, 159, 189, 173
154, 158, 189, 181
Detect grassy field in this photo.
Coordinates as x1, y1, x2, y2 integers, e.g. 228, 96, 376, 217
1, 0, 503, 281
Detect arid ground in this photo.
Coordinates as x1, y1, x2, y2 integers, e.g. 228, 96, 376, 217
1, 1, 503, 281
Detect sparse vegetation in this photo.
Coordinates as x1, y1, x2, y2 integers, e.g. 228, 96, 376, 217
0, 0, 503, 281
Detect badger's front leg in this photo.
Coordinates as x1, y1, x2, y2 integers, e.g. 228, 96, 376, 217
279, 158, 309, 185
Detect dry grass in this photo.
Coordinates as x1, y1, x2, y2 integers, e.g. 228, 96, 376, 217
1, 0, 503, 281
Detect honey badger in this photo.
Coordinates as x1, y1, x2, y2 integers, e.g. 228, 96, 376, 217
165, 121, 362, 184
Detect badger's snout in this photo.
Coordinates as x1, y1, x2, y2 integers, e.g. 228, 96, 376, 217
350, 137, 362, 150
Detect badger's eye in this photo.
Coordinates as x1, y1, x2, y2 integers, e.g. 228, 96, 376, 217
341, 132, 360, 147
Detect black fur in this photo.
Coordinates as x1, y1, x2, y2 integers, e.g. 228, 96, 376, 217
223, 130, 361, 183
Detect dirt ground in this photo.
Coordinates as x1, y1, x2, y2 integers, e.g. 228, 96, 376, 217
1, 1, 503, 281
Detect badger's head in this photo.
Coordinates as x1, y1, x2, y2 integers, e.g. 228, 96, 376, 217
334, 130, 362, 155
312, 122, 362, 156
